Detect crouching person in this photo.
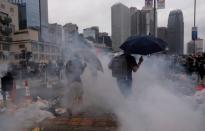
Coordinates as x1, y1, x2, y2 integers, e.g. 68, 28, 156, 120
65, 55, 86, 106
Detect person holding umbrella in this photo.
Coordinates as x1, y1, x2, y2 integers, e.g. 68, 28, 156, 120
109, 35, 168, 97
109, 53, 143, 97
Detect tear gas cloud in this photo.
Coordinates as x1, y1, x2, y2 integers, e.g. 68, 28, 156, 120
81, 54, 205, 131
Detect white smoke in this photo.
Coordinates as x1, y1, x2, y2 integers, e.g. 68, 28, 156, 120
0, 104, 54, 131
80, 55, 205, 131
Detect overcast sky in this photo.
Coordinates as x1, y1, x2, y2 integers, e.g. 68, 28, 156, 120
48, 0, 205, 44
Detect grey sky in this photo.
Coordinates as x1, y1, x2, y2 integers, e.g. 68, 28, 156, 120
48, 0, 205, 44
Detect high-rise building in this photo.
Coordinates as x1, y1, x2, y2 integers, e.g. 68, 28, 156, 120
42, 23, 62, 45
130, 8, 157, 36
40, 0, 48, 27
140, 9, 156, 36
167, 10, 184, 54
83, 28, 97, 42
130, 7, 137, 16
187, 39, 204, 54
63, 23, 78, 45
8, 0, 41, 30
9, 0, 55, 45
157, 27, 168, 43
63, 23, 78, 34
111, 3, 131, 51
0, 0, 18, 63
98, 32, 112, 47
83, 26, 99, 42
130, 8, 140, 36
39, 0, 49, 41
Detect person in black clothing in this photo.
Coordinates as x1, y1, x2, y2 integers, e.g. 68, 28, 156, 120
56, 59, 64, 80
109, 53, 143, 97
195, 55, 205, 84
1, 72, 14, 108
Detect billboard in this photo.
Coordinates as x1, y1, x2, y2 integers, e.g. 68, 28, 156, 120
157, 0, 165, 9
145, 0, 153, 8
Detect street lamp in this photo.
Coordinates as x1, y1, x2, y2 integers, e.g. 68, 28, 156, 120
193, 0, 197, 54
194, 0, 196, 27
153, 0, 157, 37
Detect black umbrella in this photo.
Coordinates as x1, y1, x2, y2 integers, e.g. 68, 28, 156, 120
73, 49, 103, 72
120, 36, 168, 55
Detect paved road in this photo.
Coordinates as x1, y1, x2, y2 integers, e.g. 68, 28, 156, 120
14, 77, 63, 101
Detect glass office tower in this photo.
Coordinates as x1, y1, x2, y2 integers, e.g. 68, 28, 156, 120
8, 0, 40, 30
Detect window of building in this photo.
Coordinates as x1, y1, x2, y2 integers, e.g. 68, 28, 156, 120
51, 47, 55, 52
32, 43, 37, 52
19, 44, 25, 49
15, 54, 19, 60
1, 4, 5, 9
39, 45, 44, 52
2, 44, 10, 51
10, 8, 14, 13
33, 54, 37, 61
44, 45, 49, 52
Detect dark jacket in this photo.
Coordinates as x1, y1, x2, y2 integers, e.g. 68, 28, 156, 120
1, 72, 14, 91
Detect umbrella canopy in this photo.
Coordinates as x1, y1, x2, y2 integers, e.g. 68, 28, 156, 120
73, 49, 103, 72
120, 36, 168, 55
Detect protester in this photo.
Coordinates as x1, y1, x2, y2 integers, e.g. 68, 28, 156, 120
65, 55, 87, 84
64, 55, 87, 106
1, 72, 14, 109
172, 53, 205, 85
56, 59, 64, 80
196, 54, 205, 84
109, 53, 143, 97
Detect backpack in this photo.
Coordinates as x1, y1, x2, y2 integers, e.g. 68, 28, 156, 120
109, 55, 128, 78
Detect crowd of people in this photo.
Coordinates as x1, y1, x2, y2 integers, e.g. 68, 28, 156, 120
8, 59, 64, 80
174, 53, 205, 84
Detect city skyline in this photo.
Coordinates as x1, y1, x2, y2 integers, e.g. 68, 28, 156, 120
48, 0, 205, 44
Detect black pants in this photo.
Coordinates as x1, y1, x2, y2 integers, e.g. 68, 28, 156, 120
117, 78, 132, 97
1, 91, 7, 107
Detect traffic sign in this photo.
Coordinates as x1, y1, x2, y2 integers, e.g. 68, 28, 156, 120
192, 27, 198, 40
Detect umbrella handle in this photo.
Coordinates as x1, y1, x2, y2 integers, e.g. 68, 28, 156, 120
139, 56, 143, 64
